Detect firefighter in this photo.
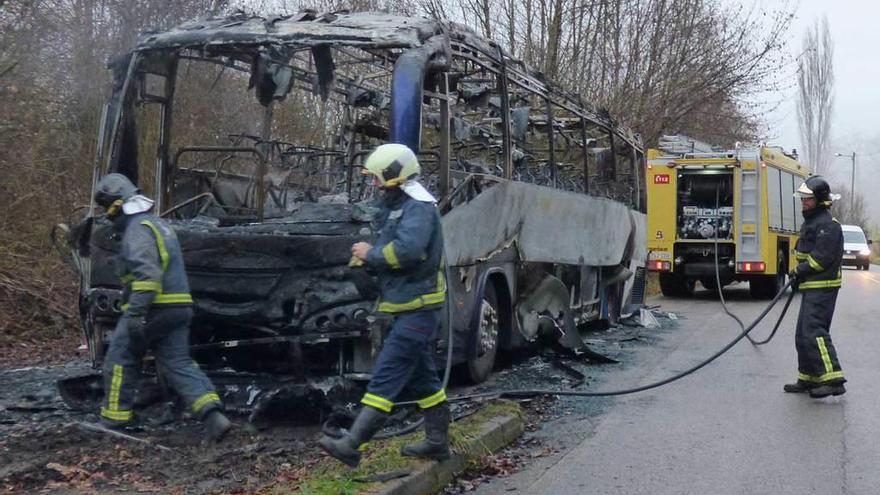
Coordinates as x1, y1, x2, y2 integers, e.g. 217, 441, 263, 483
785, 176, 846, 398
94, 173, 232, 441
319, 144, 449, 467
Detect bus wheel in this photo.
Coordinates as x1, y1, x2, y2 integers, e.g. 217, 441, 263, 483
466, 284, 500, 384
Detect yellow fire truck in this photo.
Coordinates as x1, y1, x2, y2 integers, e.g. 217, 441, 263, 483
646, 136, 809, 298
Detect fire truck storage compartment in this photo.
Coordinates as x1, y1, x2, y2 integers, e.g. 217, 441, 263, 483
677, 171, 733, 240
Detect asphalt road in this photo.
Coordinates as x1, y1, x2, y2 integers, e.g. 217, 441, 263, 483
477, 266, 880, 495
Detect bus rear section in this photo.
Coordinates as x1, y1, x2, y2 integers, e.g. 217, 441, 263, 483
647, 141, 806, 299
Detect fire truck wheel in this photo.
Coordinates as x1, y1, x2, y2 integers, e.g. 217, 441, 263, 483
659, 272, 695, 297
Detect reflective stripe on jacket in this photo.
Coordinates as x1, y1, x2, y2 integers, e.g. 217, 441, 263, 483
794, 207, 843, 290
118, 213, 192, 313
365, 192, 446, 313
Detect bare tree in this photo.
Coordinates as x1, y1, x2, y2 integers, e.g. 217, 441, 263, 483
797, 16, 834, 175
831, 183, 868, 227
426, 0, 794, 147
0, 0, 221, 345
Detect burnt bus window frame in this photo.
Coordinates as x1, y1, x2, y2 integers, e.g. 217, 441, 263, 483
441, 39, 643, 207
102, 42, 645, 220
142, 45, 401, 221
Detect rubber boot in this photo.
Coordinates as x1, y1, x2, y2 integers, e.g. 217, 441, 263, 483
783, 380, 816, 393
401, 402, 451, 461
809, 383, 846, 398
319, 406, 387, 467
204, 410, 232, 443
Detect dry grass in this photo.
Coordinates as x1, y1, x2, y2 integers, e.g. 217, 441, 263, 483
0, 161, 85, 363
289, 401, 522, 494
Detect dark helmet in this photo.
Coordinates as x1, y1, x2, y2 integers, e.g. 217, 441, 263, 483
94, 173, 139, 215
796, 175, 832, 206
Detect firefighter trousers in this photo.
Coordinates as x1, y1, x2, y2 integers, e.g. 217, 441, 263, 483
360, 309, 446, 413
101, 307, 222, 423
795, 288, 845, 385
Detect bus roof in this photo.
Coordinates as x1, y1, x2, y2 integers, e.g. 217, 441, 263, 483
132, 11, 643, 152
137, 11, 441, 51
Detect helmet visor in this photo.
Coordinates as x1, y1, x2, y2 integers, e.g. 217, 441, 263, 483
121, 195, 155, 215
794, 182, 814, 198
400, 180, 437, 203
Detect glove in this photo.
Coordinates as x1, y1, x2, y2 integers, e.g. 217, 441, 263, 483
349, 263, 379, 299
126, 315, 148, 352
788, 270, 799, 290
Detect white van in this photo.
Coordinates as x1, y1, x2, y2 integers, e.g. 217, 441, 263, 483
841, 224, 872, 270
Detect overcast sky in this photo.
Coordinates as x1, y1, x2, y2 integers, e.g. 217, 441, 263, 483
769, 0, 880, 223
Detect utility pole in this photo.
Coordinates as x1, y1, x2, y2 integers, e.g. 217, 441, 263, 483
835, 152, 856, 212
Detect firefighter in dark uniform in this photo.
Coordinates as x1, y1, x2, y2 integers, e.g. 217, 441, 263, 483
94, 173, 232, 441
785, 176, 846, 398
319, 144, 450, 467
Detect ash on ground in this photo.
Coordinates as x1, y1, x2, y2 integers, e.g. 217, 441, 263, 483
0, 311, 679, 494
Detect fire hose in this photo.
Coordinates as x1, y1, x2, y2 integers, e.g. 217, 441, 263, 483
443, 277, 793, 403
711, 184, 796, 347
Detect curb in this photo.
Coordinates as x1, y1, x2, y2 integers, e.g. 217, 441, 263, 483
372, 411, 525, 495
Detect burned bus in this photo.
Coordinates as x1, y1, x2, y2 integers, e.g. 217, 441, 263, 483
64, 12, 647, 387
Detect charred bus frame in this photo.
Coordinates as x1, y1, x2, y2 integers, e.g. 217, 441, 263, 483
69, 12, 648, 385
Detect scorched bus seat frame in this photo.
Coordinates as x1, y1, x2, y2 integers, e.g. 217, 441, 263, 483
72, 11, 648, 383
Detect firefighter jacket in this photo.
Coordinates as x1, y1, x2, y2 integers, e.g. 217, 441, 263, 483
116, 213, 193, 316
794, 207, 843, 290
365, 190, 446, 314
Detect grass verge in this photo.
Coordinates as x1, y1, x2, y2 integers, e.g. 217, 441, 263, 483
283, 400, 522, 495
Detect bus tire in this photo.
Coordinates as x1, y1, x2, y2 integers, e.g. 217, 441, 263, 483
465, 283, 500, 384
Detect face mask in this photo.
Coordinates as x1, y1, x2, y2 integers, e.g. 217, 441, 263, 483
380, 186, 405, 205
